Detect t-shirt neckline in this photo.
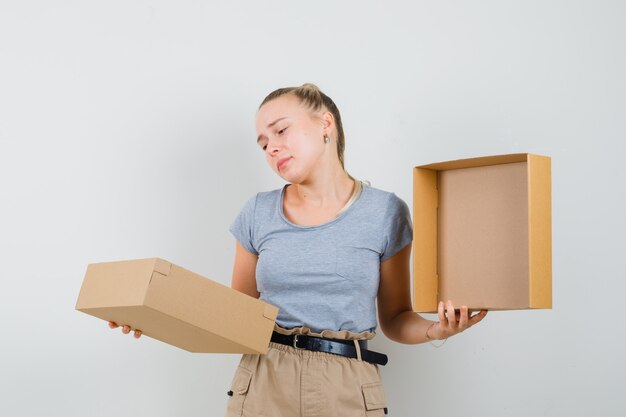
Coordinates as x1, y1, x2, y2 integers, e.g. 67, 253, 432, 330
277, 183, 366, 230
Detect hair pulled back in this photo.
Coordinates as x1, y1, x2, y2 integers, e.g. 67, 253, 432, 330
260, 83, 347, 169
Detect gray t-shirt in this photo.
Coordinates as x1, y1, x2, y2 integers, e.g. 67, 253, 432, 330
229, 183, 413, 333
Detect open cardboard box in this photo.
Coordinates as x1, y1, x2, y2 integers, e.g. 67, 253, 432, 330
413, 153, 552, 312
76, 258, 278, 354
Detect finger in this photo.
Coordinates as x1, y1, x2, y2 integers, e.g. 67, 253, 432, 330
122, 325, 131, 334
108, 321, 119, 329
133, 329, 142, 339
446, 301, 456, 327
455, 309, 462, 322
438, 301, 447, 325
458, 306, 469, 328
469, 310, 488, 325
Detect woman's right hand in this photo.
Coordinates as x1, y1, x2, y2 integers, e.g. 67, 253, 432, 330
108, 321, 142, 339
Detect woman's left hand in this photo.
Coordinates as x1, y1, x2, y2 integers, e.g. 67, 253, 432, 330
427, 300, 488, 340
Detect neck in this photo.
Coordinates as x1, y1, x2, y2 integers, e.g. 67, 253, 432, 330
290, 169, 354, 209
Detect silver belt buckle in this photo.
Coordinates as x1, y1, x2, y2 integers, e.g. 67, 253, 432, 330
293, 334, 304, 349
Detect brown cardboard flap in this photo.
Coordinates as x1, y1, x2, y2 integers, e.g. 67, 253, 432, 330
263, 304, 279, 320
153, 258, 172, 276
413, 167, 439, 311
528, 155, 552, 308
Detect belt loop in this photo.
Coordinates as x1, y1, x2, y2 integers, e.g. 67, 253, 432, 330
240, 352, 260, 371
241, 353, 251, 369
353, 340, 362, 361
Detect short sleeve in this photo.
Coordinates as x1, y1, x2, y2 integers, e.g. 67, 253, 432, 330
380, 193, 413, 261
229, 194, 259, 256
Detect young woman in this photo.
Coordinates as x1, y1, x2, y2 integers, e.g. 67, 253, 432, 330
226, 83, 487, 416
110, 83, 487, 416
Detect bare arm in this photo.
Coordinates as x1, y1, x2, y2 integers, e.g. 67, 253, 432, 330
231, 241, 260, 298
377, 242, 487, 344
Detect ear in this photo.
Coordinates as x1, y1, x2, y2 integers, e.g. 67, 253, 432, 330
320, 110, 335, 135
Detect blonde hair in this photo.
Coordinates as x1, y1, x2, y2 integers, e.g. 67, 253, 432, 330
259, 83, 347, 169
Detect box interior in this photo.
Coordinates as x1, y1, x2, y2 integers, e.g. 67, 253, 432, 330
437, 161, 529, 309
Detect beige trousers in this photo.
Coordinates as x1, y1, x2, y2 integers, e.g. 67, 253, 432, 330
225, 325, 388, 417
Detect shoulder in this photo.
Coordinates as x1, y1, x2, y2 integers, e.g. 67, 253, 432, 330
359, 184, 412, 231
256, 187, 282, 201
236, 186, 283, 215
249, 186, 282, 208
361, 183, 409, 210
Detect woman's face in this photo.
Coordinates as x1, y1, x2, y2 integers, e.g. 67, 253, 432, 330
256, 94, 330, 184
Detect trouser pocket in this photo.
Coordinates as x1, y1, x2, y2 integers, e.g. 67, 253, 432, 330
225, 366, 253, 417
362, 382, 388, 416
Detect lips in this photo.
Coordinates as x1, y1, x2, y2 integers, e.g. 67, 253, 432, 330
277, 157, 291, 171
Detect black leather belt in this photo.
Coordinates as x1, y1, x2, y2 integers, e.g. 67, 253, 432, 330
270, 331, 388, 366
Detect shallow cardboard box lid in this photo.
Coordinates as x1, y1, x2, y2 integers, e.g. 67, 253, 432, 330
76, 258, 278, 354
413, 153, 552, 312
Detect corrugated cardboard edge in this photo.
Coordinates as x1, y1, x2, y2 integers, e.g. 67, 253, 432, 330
417, 153, 529, 171
75, 264, 95, 310
528, 155, 553, 309
413, 167, 438, 312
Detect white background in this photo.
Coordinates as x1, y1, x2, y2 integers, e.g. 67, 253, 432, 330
1, 1, 625, 416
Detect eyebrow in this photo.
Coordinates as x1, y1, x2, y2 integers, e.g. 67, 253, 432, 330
257, 117, 287, 143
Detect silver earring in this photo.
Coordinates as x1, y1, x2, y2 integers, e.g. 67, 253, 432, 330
324, 137, 331, 143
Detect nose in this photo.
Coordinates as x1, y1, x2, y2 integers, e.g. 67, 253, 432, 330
266, 138, 281, 156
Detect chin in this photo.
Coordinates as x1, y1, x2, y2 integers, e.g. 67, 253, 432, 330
277, 170, 304, 184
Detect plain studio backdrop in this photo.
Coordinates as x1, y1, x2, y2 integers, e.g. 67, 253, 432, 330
1, 1, 624, 416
